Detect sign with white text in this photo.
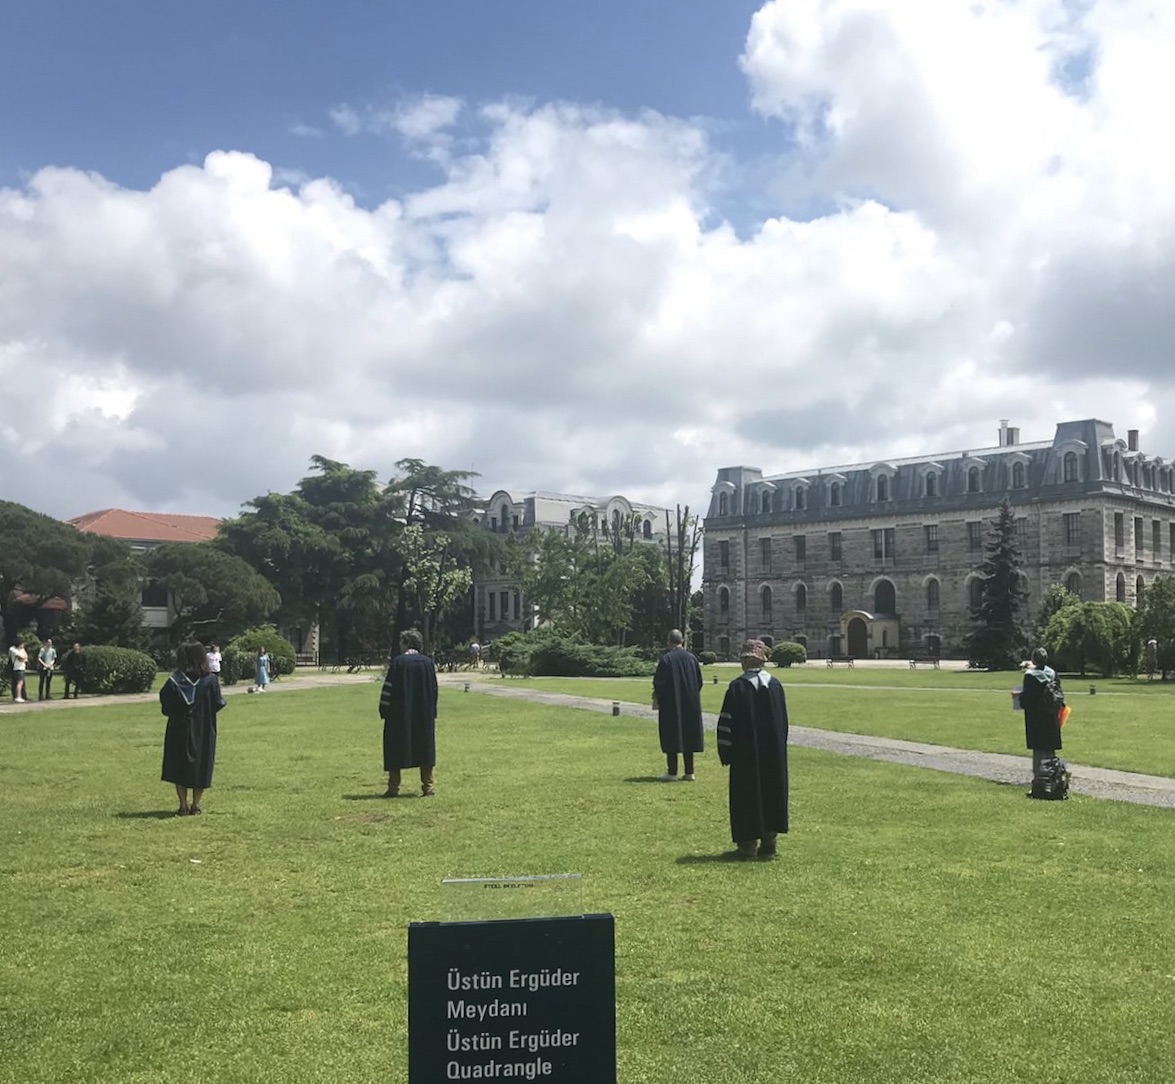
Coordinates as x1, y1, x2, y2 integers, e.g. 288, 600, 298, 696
408, 913, 616, 1083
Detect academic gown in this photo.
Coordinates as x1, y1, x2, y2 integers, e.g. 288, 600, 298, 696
160, 671, 225, 788
380, 651, 439, 770
717, 670, 789, 841
1020, 666, 1063, 751
653, 647, 704, 754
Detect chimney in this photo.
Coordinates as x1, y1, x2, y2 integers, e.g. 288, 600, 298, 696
1128, 429, 1139, 451
998, 419, 1009, 447
1007, 427, 1019, 446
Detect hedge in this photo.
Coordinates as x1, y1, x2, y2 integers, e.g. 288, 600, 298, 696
75, 645, 157, 694
770, 641, 808, 668
221, 626, 297, 685
492, 630, 654, 678
696, 651, 718, 666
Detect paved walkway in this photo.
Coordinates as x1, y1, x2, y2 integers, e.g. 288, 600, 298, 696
445, 677, 1175, 810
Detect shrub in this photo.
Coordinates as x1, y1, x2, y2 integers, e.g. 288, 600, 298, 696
75, 645, 157, 694
770, 641, 807, 668
696, 651, 718, 666
221, 626, 296, 685
490, 630, 654, 678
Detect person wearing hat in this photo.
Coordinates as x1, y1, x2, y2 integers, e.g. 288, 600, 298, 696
652, 628, 704, 781
716, 639, 790, 859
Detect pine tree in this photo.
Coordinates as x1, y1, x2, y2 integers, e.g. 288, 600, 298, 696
963, 500, 1027, 669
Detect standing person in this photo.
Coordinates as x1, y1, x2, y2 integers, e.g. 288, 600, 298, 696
160, 640, 225, 816
254, 648, 271, 692
37, 638, 57, 700
469, 640, 481, 669
1020, 646, 1064, 786
207, 642, 222, 679
716, 639, 790, 860
652, 629, 704, 781
8, 637, 28, 703
379, 628, 439, 797
61, 642, 83, 699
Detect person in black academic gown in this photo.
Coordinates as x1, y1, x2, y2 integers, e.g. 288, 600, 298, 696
652, 629, 704, 781
160, 640, 226, 817
379, 628, 439, 797
716, 639, 789, 860
1020, 646, 1064, 780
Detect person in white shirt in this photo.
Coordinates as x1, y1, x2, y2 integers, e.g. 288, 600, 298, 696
38, 639, 58, 700
8, 638, 29, 703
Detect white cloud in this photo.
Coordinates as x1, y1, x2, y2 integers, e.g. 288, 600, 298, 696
3, 0, 1175, 523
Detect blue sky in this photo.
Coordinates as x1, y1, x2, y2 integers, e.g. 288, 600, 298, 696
1, 1, 1174, 520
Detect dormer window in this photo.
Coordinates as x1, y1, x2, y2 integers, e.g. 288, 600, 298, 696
1012, 462, 1025, 489
830, 482, 841, 507
925, 472, 937, 497
876, 475, 889, 502
795, 487, 806, 510
718, 492, 729, 516
968, 466, 981, 493
761, 491, 771, 514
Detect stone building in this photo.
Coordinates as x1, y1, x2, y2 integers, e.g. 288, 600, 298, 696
702, 420, 1175, 660
473, 490, 669, 640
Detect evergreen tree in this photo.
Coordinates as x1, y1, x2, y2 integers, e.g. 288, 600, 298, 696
1134, 575, 1175, 680
963, 500, 1027, 670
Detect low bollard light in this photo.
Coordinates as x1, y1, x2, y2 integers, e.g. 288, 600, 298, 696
464, 682, 470, 693
712, 675, 718, 684
612, 701, 620, 716
1090, 684, 1096, 695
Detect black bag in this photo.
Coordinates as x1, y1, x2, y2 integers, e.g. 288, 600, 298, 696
1041, 674, 1065, 714
1029, 757, 1070, 800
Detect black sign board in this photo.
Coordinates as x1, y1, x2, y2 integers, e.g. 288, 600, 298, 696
408, 913, 616, 1082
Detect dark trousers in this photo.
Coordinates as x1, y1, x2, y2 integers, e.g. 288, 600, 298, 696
667, 752, 695, 776
38, 669, 54, 699
63, 676, 80, 699
1032, 749, 1057, 775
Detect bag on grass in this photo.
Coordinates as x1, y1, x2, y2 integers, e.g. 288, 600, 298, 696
1029, 757, 1070, 801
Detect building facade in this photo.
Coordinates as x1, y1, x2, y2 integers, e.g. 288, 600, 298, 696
472, 490, 669, 641
702, 420, 1175, 660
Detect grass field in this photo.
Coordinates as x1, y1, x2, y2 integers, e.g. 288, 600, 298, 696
2, 682, 1174, 1083
511, 668, 1175, 778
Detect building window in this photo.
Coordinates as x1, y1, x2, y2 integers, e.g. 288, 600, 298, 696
925, 525, 939, 554
967, 521, 983, 552
795, 583, 807, 613
876, 475, 889, 502
830, 482, 841, 507
488, 592, 497, 620
1135, 517, 1144, 557
761, 491, 771, 514
642, 519, 652, 539
1136, 576, 1145, 603
1066, 572, 1082, 598
719, 541, 730, 569
513, 591, 521, 619
925, 472, 937, 497
968, 578, 984, 612
719, 636, 731, 659
761, 585, 772, 616
1063, 452, 1079, 482
968, 467, 981, 493
1012, 461, 1025, 489
829, 581, 843, 612
718, 492, 729, 516
500, 591, 510, 618
874, 579, 896, 614
719, 587, 730, 614
760, 537, 772, 571
829, 532, 843, 561
795, 535, 807, 564
795, 488, 806, 510
1016, 517, 1028, 544
140, 582, 168, 607
1114, 452, 1122, 481
1064, 513, 1081, 548
1155, 520, 1162, 561
872, 528, 895, 560
1114, 513, 1125, 552
926, 579, 940, 611
1116, 573, 1126, 603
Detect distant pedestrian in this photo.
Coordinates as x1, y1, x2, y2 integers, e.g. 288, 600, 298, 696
37, 638, 57, 700
61, 643, 83, 699
652, 629, 704, 781
160, 640, 225, 816
469, 641, 481, 669
379, 628, 438, 797
716, 639, 789, 860
207, 643, 222, 678
254, 648, 271, 691
8, 638, 28, 703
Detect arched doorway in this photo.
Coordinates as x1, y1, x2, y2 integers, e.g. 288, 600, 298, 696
847, 617, 868, 657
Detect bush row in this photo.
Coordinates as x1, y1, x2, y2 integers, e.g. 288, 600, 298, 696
493, 630, 654, 678
75, 645, 157, 694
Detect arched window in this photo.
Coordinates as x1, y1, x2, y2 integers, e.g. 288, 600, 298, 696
829, 581, 843, 612
1115, 573, 1125, 603
718, 492, 728, 516
876, 475, 889, 502
1114, 453, 1122, 481
719, 587, 730, 614
968, 577, 984, 612
761, 491, 771, 514
642, 519, 652, 539
795, 584, 807, 613
968, 466, 981, 493
501, 503, 510, 529
874, 579, 896, 614
830, 482, 841, 507
1065, 572, 1082, 598
926, 579, 940, 611
1012, 462, 1025, 489
795, 488, 806, 510
1136, 576, 1145, 603
761, 585, 772, 615
925, 472, 937, 497
1063, 452, 1079, 482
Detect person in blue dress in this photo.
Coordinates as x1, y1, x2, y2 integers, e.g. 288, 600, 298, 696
254, 648, 271, 691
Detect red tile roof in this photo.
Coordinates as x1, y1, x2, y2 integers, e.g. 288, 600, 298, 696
69, 509, 222, 545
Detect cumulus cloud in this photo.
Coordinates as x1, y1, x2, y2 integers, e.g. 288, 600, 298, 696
2, 0, 1175, 523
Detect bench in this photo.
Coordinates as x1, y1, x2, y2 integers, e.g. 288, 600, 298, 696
826, 655, 855, 668
908, 657, 941, 669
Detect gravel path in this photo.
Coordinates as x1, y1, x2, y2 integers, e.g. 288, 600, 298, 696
447, 678, 1175, 809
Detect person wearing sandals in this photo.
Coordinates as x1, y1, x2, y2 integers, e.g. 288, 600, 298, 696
160, 641, 226, 816
379, 628, 438, 797
254, 648, 271, 691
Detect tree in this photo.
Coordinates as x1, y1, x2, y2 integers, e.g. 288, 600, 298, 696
664, 505, 701, 638
1031, 582, 1080, 649
1044, 601, 1135, 677
145, 543, 281, 643
70, 534, 149, 648
393, 526, 473, 654
1134, 575, 1175, 680
962, 500, 1027, 670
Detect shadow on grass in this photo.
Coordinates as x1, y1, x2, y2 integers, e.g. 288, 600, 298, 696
114, 810, 183, 820
624, 776, 677, 784
676, 853, 766, 865
341, 793, 391, 801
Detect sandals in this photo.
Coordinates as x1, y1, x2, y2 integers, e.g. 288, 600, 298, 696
176, 807, 189, 817
189, 806, 202, 815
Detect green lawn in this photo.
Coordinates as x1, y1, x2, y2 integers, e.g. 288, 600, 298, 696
512, 670, 1175, 778
2, 685, 1174, 1083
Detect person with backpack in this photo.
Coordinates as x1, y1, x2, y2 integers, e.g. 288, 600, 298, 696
1020, 647, 1066, 798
